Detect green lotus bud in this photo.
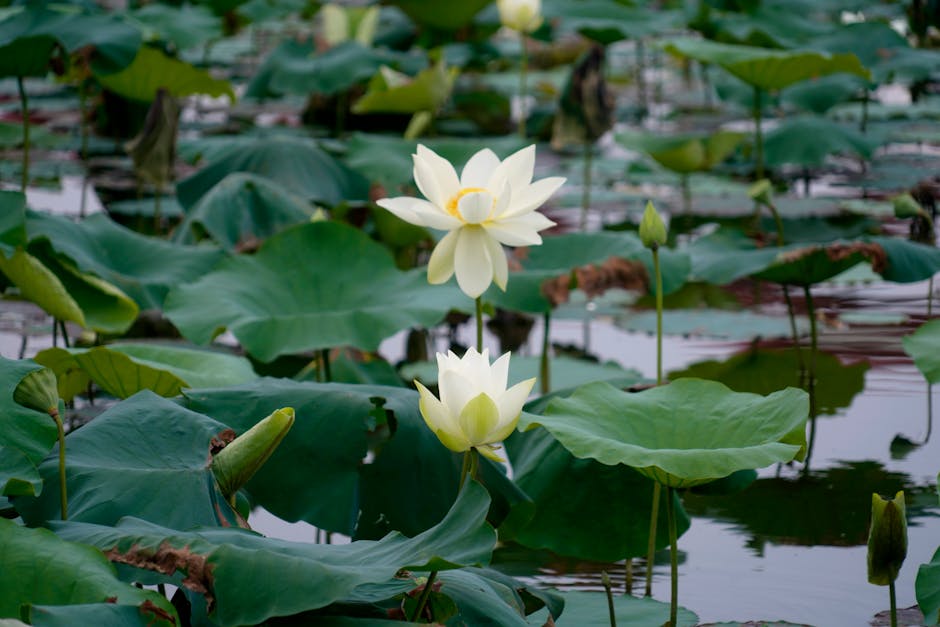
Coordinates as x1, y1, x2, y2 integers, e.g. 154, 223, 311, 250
867, 491, 907, 585
748, 179, 773, 208
13, 367, 59, 415
211, 407, 295, 500
639, 201, 667, 249
893, 193, 928, 220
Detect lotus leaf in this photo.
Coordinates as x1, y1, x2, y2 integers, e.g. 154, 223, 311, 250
130, 3, 221, 52
763, 116, 880, 167
918, 547, 940, 625
14, 391, 243, 529
353, 59, 457, 116
175, 173, 313, 251
505, 427, 689, 561
96, 46, 234, 102
521, 378, 808, 488
24, 603, 166, 627
183, 378, 528, 538
385, 0, 490, 31
176, 136, 369, 209
662, 38, 870, 92
671, 347, 868, 416
52, 480, 495, 626
527, 590, 697, 626
903, 319, 940, 384
26, 211, 224, 310
0, 358, 57, 497
546, 0, 683, 44
165, 221, 465, 361
617, 130, 745, 174
782, 73, 866, 114
705, 4, 828, 48
0, 519, 176, 624
0, 191, 26, 256
35, 343, 257, 401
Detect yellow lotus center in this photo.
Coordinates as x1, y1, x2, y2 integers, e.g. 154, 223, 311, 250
446, 187, 493, 219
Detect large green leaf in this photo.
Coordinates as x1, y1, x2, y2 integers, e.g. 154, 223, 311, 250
24, 603, 167, 627
505, 427, 689, 561
764, 116, 880, 167
27, 211, 224, 310
662, 38, 870, 91
165, 221, 465, 361
53, 481, 495, 626
0, 7, 141, 77
0, 191, 26, 256
670, 347, 868, 416
903, 319, 940, 384
183, 378, 528, 539
176, 136, 369, 209
0, 248, 85, 326
869, 236, 940, 283
528, 590, 697, 626
15, 391, 242, 529
175, 173, 314, 251
0, 519, 176, 624
918, 547, 940, 625
616, 130, 745, 174
96, 46, 234, 102
35, 343, 257, 400
521, 378, 808, 488
0, 358, 57, 497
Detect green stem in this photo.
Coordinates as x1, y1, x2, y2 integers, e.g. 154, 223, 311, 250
753, 85, 764, 181
889, 579, 897, 627
321, 349, 332, 383
17, 76, 30, 192
803, 285, 818, 387
58, 320, 70, 348
602, 571, 617, 627
644, 481, 661, 596
928, 275, 934, 318
782, 286, 805, 379
540, 310, 551, 394
518, 34, 528, 138
653, 247, 663, 385
861, 89, 870, 135
636, 39, 647, 115
767, 201, 786, 246
475, 297, 483, 352
79, 81, 89, 162
680, 174, 691, 214
409, 570, 438, 622
667, 485, 678, 627
580, 143, 593, 231
50, 406, 67, 520
153, 191, 162, 233
458, 448, 479, 491
625, 558, 633, 595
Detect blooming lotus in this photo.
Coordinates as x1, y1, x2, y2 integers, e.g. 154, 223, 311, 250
376, 144, 564, 298
415, 348, 535, 461
497, 0, 542, 33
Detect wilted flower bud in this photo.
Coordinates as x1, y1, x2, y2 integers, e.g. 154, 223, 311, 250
415, 348, 534, 461
211, 407, 295, 500
867, 491, 908, 586
639, 200, 667, 249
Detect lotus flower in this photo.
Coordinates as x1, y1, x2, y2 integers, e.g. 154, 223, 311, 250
497, 0, 542, 33
376, 144, 564, 298
415, 348, 535, 461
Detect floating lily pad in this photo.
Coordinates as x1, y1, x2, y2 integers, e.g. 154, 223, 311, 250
527, 590, 697, 626
764, 116, 881, 167
521, 378, 808, 488
165, 221, 465, 361
53, 480, 495, 626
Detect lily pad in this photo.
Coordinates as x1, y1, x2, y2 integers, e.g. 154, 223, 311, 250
617, 130, 745, 174
0, 519, 176, 624
547, 1, 683, 44
34, 343, 257, 400
903, 319, 940, 384
764, 116, 881, 168
521, 378, 808, 488
165, 221, 465, 362
528, 590, 697, 626
53, 480, 495, 626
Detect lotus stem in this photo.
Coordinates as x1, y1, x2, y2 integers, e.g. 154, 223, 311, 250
17, 75, 30, 192
889, 580, 897, 627
79, 81, 89, 162
861, 90, 870, 134
636, 39, 647, 116
644, 481, 661, 596
540, 310, 551, 394
928, 276, 934, 318
409, 570, 438, 622
680, 174, 691, 214
475, 297, 483, 352
153, 191, 162, 232
783, 286, 805, 379
320, 349, 332, 383
803, 285, 818, 388
653, 247, 663, 385
49, 405, 67, 520
580, 143, 593, 231
667, 485, 678, 627
58, 320, 70, 348
625, 558, 633, 595
927, 382, 933, 443
458, 448, 478, 491
602, 571, 617, 627
518, 34, 528, 138
753, 85, 764, 181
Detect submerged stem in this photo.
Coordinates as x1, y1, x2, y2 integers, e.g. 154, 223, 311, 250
17, 75, 30, 192
644, 481, 661, 596
667, 485, 678, 627
540, 310, 551, 395
475, 297, 483, 352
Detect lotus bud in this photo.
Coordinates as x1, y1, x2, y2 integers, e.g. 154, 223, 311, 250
748, 179, 773, 208
13, 367, 59, 416
867, 491, 907, 585
496, 0, 542, 33
211, 407, 295, 500
639, 201, 667, 249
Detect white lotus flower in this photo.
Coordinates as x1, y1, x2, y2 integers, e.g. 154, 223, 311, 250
376, 144, 564, 298
497, 0, 543, 33
415, 348, 535, 462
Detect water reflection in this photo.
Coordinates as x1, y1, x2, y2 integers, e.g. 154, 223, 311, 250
682, 461, 939, 554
